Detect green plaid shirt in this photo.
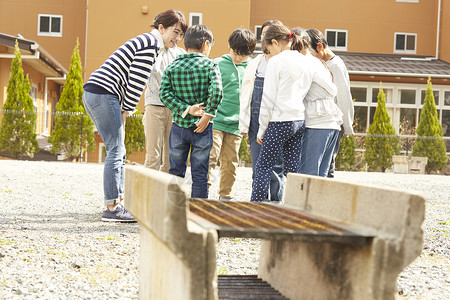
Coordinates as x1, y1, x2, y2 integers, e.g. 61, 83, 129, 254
160, 53, 223, 128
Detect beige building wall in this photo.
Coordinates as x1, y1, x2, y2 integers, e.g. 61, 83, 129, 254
440, 0, 450, 62
0, 0, 86, 70
85, 0, 251, 79
250, 0, 439, 57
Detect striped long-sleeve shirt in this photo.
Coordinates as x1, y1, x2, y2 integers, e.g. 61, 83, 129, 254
84, 29, 163, 112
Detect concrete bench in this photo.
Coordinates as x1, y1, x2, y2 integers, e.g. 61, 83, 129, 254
125, 166, 425, 300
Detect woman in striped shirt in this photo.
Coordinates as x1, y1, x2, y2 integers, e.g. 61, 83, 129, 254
82, 9, 187, 222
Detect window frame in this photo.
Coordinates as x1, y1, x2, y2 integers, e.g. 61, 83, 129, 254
38, 14, 63, 37
394, 32, 417, 54
324, 29, 348, 51
189, 12, 203, 27
255, 25, 262, 42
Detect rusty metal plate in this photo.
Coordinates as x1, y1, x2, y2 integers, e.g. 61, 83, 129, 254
218, 275, 288, 300
189, 199, 373, 246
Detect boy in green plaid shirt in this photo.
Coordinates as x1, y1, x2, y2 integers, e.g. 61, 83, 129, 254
160, 24, 223, 198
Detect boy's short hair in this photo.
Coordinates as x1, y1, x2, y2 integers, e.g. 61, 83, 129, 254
184, 25, 214, 51
228, 28, 257, 56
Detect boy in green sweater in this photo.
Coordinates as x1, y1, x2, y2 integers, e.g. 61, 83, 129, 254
208, 28, 256, 200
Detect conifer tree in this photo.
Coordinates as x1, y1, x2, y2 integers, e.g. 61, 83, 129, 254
412, 78, 448, 172
48, 38, 95, 160
336, 135, 356, 171
239, 136, 250, 163
364, 85, 400, 172
0, 41, 39, 159
124, 108, 145, 158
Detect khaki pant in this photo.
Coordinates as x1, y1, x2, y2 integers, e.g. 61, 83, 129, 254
142, 105, 172, 172
208, 129, 241, 198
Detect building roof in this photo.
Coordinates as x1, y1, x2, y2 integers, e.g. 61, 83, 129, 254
0, 32, 68, 80
337, 52, 450, 79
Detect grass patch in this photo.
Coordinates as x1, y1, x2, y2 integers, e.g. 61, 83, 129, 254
217, 267, 228, 275
96, 236, 120, 241
0, 239, 17, 246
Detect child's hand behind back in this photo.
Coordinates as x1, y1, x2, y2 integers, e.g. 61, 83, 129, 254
188, 103, 205, 117
194, 114, 212, 133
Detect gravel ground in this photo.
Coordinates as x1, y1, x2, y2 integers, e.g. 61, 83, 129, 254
0, 160, 448, 299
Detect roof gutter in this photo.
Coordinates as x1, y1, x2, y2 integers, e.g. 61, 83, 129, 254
348, 70, 450, 79
0, 42, 68, 76
0, 51, 40, 60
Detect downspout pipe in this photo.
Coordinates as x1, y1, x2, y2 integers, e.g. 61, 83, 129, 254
436, 0, 442, 59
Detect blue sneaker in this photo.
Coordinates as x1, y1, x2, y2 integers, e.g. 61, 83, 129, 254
101, 204, 136, 223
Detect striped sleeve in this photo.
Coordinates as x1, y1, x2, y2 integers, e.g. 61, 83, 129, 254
122, 34, 159, 111
85, 32, 160, 112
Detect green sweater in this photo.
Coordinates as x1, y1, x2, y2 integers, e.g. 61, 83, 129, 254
212, 54, 247, 136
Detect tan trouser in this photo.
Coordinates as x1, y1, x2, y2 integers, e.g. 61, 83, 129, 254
208, 129, 242, 198
142, 105, 172, 172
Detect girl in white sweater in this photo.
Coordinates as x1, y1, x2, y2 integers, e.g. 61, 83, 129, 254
307, 28, 355, 177
250, 24, 336, 202
292, 28, 343, 177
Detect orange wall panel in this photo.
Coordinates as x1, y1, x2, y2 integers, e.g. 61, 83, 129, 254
84, 0, 251, 80
0, 0, 86, 70
250, 0, 439, 56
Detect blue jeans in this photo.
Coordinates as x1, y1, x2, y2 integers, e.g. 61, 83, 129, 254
327, 126, 345, 178
248, 76, 285, 201
83, 91, 125, 205
251, 121, 305, 202
169, 123, 213, 199
299, 128, 340, 177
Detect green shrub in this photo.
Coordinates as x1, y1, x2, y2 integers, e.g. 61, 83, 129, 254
0, 41, 39, 159
364, 84, 400, 172
412, 78, 448, 173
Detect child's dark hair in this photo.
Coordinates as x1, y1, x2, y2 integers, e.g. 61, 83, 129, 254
151, 9, 188, 33
291, 27, 311, 52
306, 28, 328, 52
228, 28, 257, 56
263, 24, 302, 51
261, 19, 283, 33
184, 25, 214, 51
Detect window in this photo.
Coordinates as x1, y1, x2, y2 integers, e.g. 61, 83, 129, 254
445, 91, 450, 106
354, 106, 368, 133
400, 108, 417, 129
255, 25, 262, 42
351, 87, 367, 103
38, 14, 62, 37
400, 89, 416, 104
372, 88, 393, 103
189, 13, 202, 27
325, 29, 347, 51
394, 33, 416, 53
442, 110, 450, 137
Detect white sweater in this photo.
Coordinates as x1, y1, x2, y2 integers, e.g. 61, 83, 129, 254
327, 56, 355, 135
304, 53, 342, 130
257, 50, 337, 139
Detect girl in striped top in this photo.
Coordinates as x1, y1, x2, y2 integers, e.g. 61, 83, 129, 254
82, 9, 187, 222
